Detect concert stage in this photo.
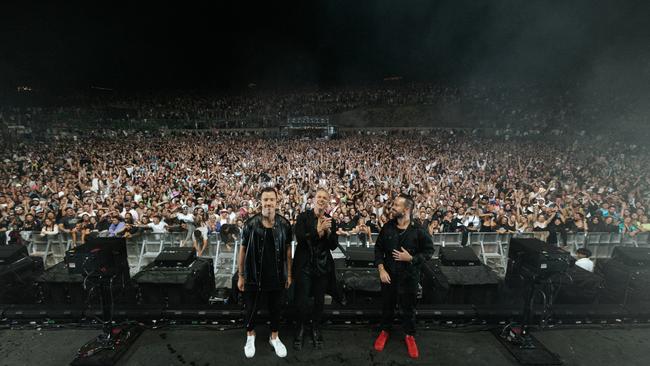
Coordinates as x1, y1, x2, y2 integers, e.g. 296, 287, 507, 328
1, 325, 650, 366
3, 240, 650, 365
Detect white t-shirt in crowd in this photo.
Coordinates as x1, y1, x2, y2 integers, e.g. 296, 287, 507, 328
176, 212, 194, 223
463, 215, 480, 228
196, 226, 208, 240
147, 221, 168, 233
575, 258, 594, 272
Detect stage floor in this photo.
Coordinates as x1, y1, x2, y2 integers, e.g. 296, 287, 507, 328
1, 325, 649, 366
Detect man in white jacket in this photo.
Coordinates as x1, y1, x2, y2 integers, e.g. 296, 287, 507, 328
574, 248, 594, 272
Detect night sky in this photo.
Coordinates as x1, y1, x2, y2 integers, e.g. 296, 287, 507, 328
1, 0, 649, 93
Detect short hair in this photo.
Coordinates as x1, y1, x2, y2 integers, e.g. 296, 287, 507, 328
259, 186, 278, 199
576, 248, 592, 257
397, 193, 415, 212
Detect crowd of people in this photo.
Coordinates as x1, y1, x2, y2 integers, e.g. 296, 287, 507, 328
1, 127, 648, 252
0, 84, 437, 131
3, 83, 645, 135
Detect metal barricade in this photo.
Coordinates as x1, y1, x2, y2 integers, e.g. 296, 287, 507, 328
439, 232, 463, 247
635, 232, 650, 248
29, 231, 55, 268
136, 233, 166, 272
585, 232, 615, 259
468, 232, 508, 276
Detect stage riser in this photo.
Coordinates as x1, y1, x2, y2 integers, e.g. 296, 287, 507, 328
1, 304, 647, 325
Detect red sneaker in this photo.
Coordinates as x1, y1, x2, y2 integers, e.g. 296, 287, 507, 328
405, 335, 419, 359
374, 330, 390, 352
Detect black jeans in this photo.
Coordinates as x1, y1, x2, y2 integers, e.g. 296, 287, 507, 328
294, 270, 328, 326
244, 289, 284, 333
380, 282, 417, 336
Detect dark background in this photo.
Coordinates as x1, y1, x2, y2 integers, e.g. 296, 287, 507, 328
1, 0, 649, 93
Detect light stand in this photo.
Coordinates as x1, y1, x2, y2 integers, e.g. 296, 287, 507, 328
71, 275, 143, 366
493, 272, 563, 365
65, 238, 144, 366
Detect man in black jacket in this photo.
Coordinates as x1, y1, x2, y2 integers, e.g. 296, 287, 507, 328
292, 188, 338, 350
373, 194, 434, 359
237, 187, 293, 359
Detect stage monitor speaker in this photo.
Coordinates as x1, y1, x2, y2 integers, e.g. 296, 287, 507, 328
38, 261, 137, 306
597, 258, 650, 304
439, 246, 481, 266
611, 247, 650, 267
336, 267, 380, 305
551, 265, 604, 304
64, 237, 130, 281
133, 258, 215, 306
0, 255, 44, 304
421, 259, 499, 305
37, 262, 91, 305
0, 244, 29, 265
506, 238, 571, 287
154, 247, 196, 267
344, 247, 375, 268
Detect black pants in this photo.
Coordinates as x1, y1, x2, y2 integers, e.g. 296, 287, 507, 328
380, 282, 417, 336
294, 270, 328, 326
244, 289, 283, 332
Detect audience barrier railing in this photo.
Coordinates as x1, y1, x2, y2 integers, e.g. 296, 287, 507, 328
15, 230, 650, 279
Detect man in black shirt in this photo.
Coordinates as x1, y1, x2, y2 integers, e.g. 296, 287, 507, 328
547, 215, 567, 247
373, 194, 434, 359
59, 207, 79, 244
336, 215, 356, 235
292, 188, 338, 350
604, 216, 619, 233
590, 215, 606, 232
441, 211, 459, 232
96, 209, 111, 232
237, 187, 293, 359
22, 213, 41, 232
367, 213, 380, 234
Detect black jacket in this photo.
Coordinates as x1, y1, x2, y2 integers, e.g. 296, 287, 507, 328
293, 210, 343, 303
374, 219, 434, 293
241, 213, 292, 291
293, 210, 338, 275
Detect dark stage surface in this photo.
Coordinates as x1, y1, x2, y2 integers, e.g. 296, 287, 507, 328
1, 325, 649, 366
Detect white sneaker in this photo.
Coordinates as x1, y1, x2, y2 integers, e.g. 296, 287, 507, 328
269, 336, 287, 358
244, 335, 256, 358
